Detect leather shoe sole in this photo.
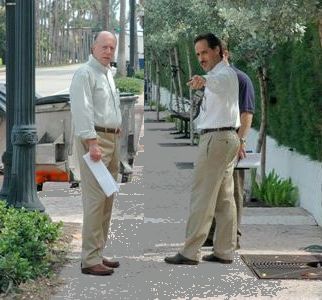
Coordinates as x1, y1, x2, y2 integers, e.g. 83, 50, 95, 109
164, 253, 198, 265
202, 254, 233, 264
103, 258, 120, 268
81, 264, 114, 276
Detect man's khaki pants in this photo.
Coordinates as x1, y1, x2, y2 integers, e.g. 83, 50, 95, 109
207, 168, 245, 241
180, 131, 239, 261
75, 132, 119, 268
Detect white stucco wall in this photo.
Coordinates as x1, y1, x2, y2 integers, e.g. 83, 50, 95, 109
247, 129, 322, 226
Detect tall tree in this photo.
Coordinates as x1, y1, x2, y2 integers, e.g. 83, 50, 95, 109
117, 0, 127, 76
102, 0, 110, 30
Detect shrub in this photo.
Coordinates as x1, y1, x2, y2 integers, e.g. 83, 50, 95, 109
134, 69, 144, 80
115, 77, 143, 94
0, 201, 63, 294
148, 100, 167, 112
252, 170, 299, 207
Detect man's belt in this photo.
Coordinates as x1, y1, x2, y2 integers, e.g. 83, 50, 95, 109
200, 127, 236, 135
94, 126, 120, 134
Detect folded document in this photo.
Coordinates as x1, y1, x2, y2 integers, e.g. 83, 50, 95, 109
235, 152, 261, 169
83, 152, 119, 197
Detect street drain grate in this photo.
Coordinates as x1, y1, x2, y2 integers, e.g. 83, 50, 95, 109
175, 162, 194, 170
241, 254, 322, 280
158, 142, 191, 147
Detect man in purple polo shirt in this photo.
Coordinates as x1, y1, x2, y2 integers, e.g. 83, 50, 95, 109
203, 42, 255, 249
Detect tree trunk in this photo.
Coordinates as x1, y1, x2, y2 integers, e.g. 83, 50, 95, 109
319, 11, 322, 48
134, 10, 138, 71
155, 57, 160, 122
174, 47, 185, 112
186, 44, 194, 145
169, 49, 179, 112
256, 66, 269, 181
116, 0, 127, 76
101, 0, 110, 30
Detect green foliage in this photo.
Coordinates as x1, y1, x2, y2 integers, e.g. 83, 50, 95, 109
252, 170, 299, 207
148, 100, 167, 111
134, 69, 144, 80
115, 77, 143, 94
267, 24, 322, 161
0, 201, 63, 293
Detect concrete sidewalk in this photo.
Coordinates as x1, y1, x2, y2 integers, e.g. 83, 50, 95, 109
40, 109, 322, 299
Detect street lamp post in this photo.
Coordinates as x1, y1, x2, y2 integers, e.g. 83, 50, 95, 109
0, 0, 15, 200
7, 0, 44, 211
128, 0, 135, 77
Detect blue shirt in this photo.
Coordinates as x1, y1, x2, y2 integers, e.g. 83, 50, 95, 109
231, 66, 255, 114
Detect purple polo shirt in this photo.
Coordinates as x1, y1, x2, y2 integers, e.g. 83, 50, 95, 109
231, 65, 255, 114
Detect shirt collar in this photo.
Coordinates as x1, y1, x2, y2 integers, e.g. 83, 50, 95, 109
88, 54, 110, 74
207, 60, 226, 75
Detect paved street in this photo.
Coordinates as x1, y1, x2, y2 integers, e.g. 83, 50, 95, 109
37, 108, 322, 300
0, 64, 80, 96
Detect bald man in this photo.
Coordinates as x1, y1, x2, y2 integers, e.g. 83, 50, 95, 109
70, 31, 122, 276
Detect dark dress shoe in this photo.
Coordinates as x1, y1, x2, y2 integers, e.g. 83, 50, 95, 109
202, 239, 213, 247
164, 253, 198, 265
202, 254, 233, 264
81, 263, 114, 276
103, 258, 120, 268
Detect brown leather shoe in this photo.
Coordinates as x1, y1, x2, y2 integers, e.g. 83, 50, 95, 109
102, 257, 120, 268
81, 263, 114, 276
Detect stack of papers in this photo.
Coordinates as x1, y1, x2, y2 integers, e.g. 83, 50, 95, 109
235, 153, 261, 169
83, 152, 119, 197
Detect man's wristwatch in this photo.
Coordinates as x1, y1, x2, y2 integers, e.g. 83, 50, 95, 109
239, 137, 246, 145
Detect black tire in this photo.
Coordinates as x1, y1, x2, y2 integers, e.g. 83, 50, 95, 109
37, 183, 43, 191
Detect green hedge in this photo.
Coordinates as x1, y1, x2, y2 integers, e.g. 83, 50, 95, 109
267, 24, 322, 161
115, 77, 143, 94
235, 24, 322, 161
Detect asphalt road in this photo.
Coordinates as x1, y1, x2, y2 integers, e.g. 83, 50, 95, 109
0, 64, 81, 96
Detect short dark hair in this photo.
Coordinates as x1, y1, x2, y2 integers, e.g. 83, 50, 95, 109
194, 33, 223, 58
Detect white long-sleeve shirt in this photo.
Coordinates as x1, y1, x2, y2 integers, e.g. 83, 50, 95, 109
197, 61, 240, 130
70, 55, 122, 139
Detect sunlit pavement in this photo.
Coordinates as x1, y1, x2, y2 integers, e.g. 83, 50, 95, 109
15, 103, 322, 299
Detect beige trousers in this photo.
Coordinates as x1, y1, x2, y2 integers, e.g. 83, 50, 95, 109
207, 169, 245, 239
75, 132, 119, 268
180, 131, 239, 261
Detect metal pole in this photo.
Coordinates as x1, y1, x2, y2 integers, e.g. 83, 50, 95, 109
0, 0, 16, 200
128, 0, 135, 77
7, 0, 44, 211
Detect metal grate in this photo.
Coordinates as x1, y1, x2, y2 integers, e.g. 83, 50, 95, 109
241, 254, 322, 280
175, 162, 194, 170
158, 142, 191, 147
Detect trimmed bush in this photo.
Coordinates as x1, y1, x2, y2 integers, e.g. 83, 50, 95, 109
115, 77, 143, 94
0, 201, 63, 294
134, 69, 144, 80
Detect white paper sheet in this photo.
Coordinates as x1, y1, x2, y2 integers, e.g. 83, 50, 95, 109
83, 152, 119, 197
235, 152, 261, 169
